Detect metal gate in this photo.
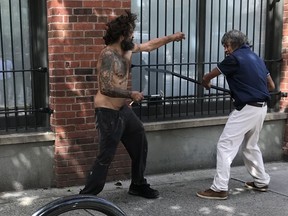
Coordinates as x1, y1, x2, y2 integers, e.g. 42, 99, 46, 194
131, 0, 283, 122
0, 0, 49, 132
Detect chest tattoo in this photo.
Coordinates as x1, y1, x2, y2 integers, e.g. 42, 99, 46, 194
100, 49, 130, 87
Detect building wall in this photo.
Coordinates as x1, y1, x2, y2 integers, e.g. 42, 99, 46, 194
145, 113, 286, 174
47, 0, 288, 188
0, 133, 55, 192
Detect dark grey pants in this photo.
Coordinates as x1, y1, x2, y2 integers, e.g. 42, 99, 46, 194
80, 105, 148, 195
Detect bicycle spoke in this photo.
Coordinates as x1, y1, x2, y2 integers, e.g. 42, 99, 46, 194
56, 209, 108, 215
84, 209, 98, 216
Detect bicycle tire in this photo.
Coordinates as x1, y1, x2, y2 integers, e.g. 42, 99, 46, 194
32, 194, 127, 216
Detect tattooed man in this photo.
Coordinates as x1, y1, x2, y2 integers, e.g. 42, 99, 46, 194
79, 11, 185, 198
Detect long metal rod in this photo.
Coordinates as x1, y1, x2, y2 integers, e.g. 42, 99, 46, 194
0, 107, 53, 115
145, 67, 231, 93
145, 67, 287, 97
131, 58, 282, 68
0, 3, 9, 131
18, 0, 29, 129
0, 67, 48, 73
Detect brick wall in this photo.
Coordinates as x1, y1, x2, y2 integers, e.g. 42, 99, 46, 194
282, 0, 288, 155
47, 0, 132, 187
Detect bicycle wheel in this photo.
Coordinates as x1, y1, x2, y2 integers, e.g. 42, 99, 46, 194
32, 194, 127, 216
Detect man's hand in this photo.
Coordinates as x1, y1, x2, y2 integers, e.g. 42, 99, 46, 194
134, 32, 186, 53
171, 32, 186, 42
130, 91, 144, 102
202, 76, 211, 90
201, 68, 221, 90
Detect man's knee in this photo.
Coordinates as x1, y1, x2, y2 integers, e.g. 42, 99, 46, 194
97, 153, 115, 165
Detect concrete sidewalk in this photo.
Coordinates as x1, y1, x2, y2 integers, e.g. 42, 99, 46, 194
0, 161, 287, 216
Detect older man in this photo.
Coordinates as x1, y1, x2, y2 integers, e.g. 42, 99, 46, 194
197, 30, 275, 200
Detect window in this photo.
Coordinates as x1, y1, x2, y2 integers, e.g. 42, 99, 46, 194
0, 0, 48, 132
0, 0, 32, 108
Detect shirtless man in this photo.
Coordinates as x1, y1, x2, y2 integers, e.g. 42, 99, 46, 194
79, 11, 185, 198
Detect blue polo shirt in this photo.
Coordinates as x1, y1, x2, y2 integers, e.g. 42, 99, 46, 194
217, 45, 270, 107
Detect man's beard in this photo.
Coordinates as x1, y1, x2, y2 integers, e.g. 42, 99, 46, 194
121, 38, 134, 51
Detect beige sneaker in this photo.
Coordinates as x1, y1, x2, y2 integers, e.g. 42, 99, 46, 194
245, 182, 268, 192
196, 189, 228, 200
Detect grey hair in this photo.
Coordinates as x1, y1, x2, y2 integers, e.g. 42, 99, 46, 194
221, 30, 249, 50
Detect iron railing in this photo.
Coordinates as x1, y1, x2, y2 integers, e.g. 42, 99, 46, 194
0, 67, 52, 132
0, 0, 49, 132
131, 0, 284, 122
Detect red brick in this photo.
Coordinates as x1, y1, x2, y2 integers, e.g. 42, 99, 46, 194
75, 123, 95, 131
83, 1, 103, 8
53, 111, 76, 119
75, 109, 94, 116
63, 1, 83, 8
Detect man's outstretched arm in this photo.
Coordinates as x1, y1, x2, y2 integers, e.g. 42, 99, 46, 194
132, 32, 185, 53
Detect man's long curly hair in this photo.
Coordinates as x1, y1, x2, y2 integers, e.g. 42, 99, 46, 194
103, 11, 137, 45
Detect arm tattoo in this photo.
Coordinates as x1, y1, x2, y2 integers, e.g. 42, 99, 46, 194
99, 50, 131, 98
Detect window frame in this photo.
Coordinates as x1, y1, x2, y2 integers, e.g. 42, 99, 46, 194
0, 0, 49, 132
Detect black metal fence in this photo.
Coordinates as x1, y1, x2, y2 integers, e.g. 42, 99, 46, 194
0, 0, 283, 130
131, 0, 283, 122
0, 0, 49, 132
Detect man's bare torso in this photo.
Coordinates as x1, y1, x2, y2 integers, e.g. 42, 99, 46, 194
94, 47, 132, 110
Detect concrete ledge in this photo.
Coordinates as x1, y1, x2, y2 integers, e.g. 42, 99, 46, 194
0, 112, 284, 145
144, 112, 287, 174
0, 131, 55, 191
0, 131, 55, 146
144, 112, 287, 131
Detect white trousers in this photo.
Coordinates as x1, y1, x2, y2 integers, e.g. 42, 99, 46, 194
211, 104, 270, 192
